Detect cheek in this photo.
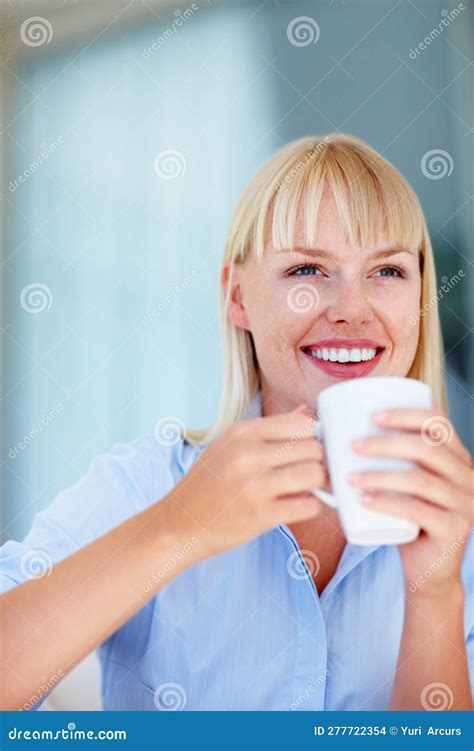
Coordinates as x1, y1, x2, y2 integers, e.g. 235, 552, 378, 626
388, 280, 420, 320
374, 282, 421, 353
250, 283, 310, 360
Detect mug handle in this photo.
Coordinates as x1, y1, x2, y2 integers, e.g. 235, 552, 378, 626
312, 421, 337, 509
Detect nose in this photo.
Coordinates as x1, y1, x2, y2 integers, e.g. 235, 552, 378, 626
324, 277, 374, 326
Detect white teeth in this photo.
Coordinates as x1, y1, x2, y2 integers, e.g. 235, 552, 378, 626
309, 346, 378, 363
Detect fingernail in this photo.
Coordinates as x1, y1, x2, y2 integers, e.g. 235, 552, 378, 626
294, 403, 308, 413
361, 493, 375, 504
374, 410, 391, 423
352, 438, 366, 450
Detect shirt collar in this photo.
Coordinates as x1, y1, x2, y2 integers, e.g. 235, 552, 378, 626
241, 390, 263, 420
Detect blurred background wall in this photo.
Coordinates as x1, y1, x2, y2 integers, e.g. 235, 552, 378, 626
1, 0, 472, 544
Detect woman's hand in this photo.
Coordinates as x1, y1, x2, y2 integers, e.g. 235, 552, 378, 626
347, 402, 473, 597
166, 405, 328, 560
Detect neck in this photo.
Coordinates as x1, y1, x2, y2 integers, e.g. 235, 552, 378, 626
260, 380, 305, 417
289, 504, 345, 546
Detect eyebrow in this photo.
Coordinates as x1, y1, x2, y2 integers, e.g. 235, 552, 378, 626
279, 246, 416, 258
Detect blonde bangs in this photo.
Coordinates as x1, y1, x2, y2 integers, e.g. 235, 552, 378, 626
249, 134, 424, 262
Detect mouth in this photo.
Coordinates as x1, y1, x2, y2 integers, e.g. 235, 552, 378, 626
300, 343, 385, 378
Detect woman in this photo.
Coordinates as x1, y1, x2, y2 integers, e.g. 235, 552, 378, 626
1, 134, 472, 712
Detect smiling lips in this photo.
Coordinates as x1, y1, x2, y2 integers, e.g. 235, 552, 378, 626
301, 338, 385, 378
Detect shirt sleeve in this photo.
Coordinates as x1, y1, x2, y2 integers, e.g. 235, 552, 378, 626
466, 626, 474, 701
463, 529, 474, 702
0, 435, 176, 710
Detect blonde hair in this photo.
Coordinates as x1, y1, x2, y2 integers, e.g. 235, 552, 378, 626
186, 133, 446, 446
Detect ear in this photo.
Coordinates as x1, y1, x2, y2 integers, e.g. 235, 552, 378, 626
221, 262, 251, 331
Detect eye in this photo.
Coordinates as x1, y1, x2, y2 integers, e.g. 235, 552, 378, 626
373, 265, 405, 278
287, 263, 324, 277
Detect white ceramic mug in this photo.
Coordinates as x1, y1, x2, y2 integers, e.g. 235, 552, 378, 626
312, 376, 433, 546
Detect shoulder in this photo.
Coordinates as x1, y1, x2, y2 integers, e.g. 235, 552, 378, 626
0, 434, 202, 593
44, 432, 202, 530
56, 431, 201, 504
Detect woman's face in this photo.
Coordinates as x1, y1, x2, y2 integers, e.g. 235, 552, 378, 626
223, 189, 422, 415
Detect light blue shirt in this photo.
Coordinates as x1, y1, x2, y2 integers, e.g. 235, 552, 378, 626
2, 390, 473, 711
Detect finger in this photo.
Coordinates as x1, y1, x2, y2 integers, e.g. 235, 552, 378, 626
272, 493, 323, 525
352, 432, 467, 482
373, 408, 471, 465
262, 434, 326, 468
373, 407, 441, 431
268, 460, 328, 498
347, 468, 470, 513
360, 493, 448, 538
294, 403, 315, 417
256, 411, 316, 443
